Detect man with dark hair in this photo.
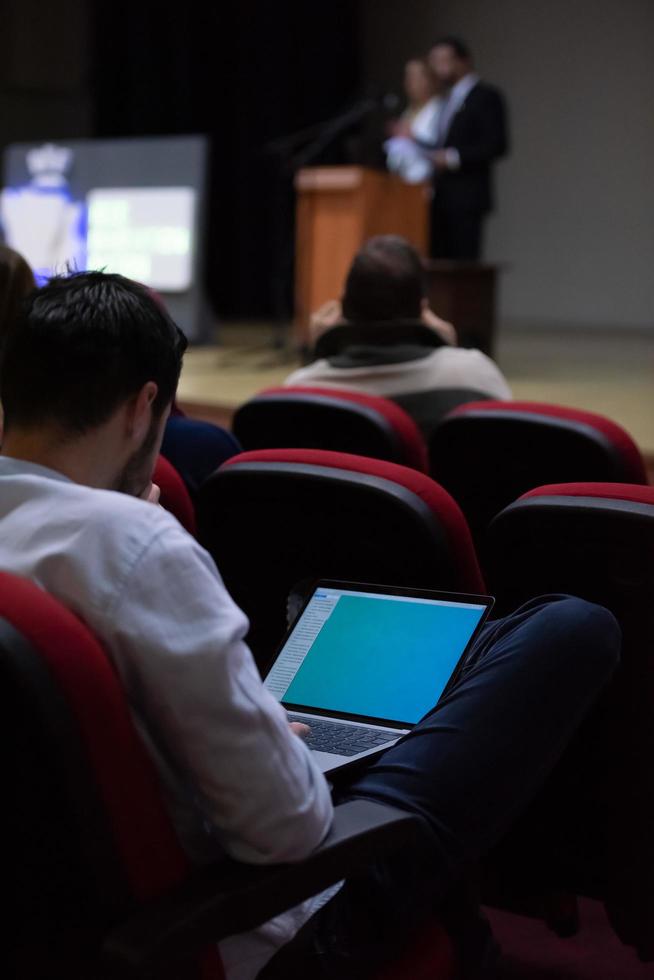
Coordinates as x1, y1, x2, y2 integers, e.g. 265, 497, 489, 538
0, 270, 334, 974
340, 234, 429, 322
0, 272, 187, 491
0, 271, 620, 979
285, 235, 510, 434
418, 36, 509, 260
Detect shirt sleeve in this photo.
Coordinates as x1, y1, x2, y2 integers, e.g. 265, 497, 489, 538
464, 350, 513, 400
100, 525, 334, 865
434, 348, 512, 401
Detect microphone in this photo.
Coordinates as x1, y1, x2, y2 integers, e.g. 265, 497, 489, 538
339, 92, 401, 127
357, 88, 402, 116
380, 92, 401, 114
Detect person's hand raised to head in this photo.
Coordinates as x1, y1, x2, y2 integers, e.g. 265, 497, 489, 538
139, 482, 161, 505
421, 302, 457, 346
309, 298, 344, 345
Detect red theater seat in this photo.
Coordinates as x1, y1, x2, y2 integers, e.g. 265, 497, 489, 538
485, 483, 654, 961
391, 387, 493, 441
429, 401, 648, 548
153, 454, 197, 535
197, 449, 484, 670
0, 571, 218, 978
231, 385, 429, 472
0, 572, 457, 979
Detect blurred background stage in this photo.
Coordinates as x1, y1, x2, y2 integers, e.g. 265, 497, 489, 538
1, 0, 653, 460
3, 4, 654, 975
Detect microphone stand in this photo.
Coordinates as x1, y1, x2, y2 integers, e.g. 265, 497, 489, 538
261, 97, 385, 359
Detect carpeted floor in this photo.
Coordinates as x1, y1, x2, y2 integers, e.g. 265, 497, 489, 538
486, 899, 654, 978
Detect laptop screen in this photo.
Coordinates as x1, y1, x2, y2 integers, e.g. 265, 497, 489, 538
264, 586, 488, 726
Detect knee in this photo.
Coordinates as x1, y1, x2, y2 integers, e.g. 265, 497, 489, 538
537, 595, 621, 681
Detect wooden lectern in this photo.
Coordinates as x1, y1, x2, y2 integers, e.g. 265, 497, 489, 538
294, 166, 429, 347
424, 261, 501, 357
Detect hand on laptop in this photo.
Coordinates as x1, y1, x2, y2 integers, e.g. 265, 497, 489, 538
289, 721, 311, 740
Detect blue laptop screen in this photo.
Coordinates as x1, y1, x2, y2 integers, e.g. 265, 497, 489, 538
265, 587, 487, 724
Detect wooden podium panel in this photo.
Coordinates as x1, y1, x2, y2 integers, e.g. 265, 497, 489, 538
294, 166, 429, 346
425, 261, 501, 357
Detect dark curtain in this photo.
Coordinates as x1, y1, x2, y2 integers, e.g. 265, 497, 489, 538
91, 1, 361, 320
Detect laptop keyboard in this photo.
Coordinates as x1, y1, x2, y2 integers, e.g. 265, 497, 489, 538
288, 715, 398, 757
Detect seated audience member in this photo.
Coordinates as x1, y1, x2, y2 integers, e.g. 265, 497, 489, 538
284, 236, 511, 435
0, 272, 619, 980
161, 414, 242, 496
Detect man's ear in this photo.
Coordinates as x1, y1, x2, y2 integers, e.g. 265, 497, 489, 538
125, 382, 158, 441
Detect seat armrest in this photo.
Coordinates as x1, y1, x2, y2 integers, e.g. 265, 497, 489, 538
101, 799, 427, 978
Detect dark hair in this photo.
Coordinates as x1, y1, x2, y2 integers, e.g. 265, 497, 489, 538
0, 244, 36, 342
405, 56, 431, 73
341, 235, 426, 322
0, 270, 187, 434
433, 35, 472, 60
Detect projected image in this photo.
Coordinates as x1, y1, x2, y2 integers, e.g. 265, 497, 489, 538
0, 143, 86, 283
2, 136, 208, 338
86, 187, 196, 291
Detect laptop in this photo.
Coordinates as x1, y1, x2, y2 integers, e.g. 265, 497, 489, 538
264, 580, 494, 774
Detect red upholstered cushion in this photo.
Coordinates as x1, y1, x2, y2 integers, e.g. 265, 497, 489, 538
154, 454, 197, 535
0, 572, 224, 977
521, 482, 654, 506
376, 916, 456, 980
449, 401, 647, 484
222, 449, 485, 593
263, 386, 429, 474
0, 572, 188, 901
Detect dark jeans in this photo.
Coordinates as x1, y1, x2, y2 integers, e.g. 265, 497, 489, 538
431, 206, 484, 260
260, 596, 621, 979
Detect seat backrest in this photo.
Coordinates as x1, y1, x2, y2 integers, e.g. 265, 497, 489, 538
313, 320, 446, 359
488, 482, 654, 614
429, 401, 648, 546
391, 388, 492, 442
197, 449, 484, 670
486, 483, 654, 953
162, 416, 242, 496
154, 453, 198, 535
231, 386, 429, 473
0, 572, 221, 979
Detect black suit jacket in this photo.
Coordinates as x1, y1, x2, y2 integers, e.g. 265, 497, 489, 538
435, 81, 509, 214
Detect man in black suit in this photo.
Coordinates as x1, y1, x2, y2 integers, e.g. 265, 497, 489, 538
424, 37, 509, 260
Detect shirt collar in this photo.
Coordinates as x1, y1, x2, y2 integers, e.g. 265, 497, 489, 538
0, 455, 73, 484
449, 72, 480, 107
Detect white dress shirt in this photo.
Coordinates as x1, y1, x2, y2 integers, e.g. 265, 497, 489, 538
437, 73, 480, 170
0, 457, 335, 980
385, 97, 443, 183
285, 345, 512, 402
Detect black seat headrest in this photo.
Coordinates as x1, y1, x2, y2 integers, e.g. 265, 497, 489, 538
314, 320, 446, 359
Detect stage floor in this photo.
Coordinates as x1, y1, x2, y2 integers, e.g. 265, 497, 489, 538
177, 322, 654, 458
